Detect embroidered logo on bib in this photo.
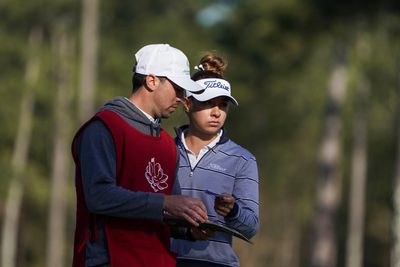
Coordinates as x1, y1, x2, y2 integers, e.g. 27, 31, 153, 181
145, 157, 169, 192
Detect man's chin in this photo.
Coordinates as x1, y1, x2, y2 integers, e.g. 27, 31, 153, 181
161, 109, 177, 119
160, 113, 172, 119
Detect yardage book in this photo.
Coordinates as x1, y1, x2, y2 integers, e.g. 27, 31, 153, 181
164, 216, 253, 244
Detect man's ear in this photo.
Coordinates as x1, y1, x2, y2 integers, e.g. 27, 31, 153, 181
144, 74, 159, 91
182, 98, 191, 112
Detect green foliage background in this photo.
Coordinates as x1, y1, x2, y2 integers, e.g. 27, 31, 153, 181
0, 0, 399, 266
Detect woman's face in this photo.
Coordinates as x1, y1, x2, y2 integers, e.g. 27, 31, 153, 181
184, 96, 230, 138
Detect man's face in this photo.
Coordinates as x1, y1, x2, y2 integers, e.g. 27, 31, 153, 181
153, 78, 184, 119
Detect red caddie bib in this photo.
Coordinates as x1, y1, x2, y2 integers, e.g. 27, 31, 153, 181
72, 110, 177, 267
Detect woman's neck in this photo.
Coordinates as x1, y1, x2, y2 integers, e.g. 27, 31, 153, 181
184, 129, 219, 155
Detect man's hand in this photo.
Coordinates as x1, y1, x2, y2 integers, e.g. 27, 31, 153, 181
163, 195, 208, 226
188, 227, 215, 240
214, 193, 235, 217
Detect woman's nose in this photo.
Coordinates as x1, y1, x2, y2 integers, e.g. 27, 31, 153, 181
211, 106, 221, 117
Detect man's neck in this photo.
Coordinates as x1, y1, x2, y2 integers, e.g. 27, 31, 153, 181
127, 94, 157, 122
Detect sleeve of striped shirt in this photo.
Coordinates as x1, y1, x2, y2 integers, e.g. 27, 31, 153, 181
225, 155, 260, 239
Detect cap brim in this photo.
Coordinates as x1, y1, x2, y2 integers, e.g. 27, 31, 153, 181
167, 76, 204, 92
192, 91, 239, 106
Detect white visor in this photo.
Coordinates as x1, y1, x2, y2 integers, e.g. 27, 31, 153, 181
186, 78, 239, 106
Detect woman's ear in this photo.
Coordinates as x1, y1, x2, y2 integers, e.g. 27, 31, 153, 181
182, 98, 191, 112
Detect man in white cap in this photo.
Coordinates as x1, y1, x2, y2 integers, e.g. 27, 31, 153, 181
71, 44, 207, 267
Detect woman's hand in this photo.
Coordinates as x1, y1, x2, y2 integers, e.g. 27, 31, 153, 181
214, 193, 235, 217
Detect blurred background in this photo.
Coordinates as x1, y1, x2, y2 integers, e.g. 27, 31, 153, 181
1, 0, 400, 266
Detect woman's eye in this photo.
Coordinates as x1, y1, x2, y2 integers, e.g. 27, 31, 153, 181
198, 100, 212, 107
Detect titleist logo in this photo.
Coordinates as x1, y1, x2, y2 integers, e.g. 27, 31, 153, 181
204, 80, 230, 91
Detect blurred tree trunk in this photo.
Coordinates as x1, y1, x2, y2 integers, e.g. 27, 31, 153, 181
391, 73, 400, 267
1, 27, 42, 267
78, 0, 99, 123
311, 46, 348, 267
45, 26, 74, 267
346, 34, 369, 267
346, 79, 369, 267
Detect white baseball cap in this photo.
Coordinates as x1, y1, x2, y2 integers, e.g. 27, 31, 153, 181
186, 78, 238, 106
134, 44, 203, 92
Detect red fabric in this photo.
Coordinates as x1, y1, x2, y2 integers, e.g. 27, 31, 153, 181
72, 110, 177, 267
